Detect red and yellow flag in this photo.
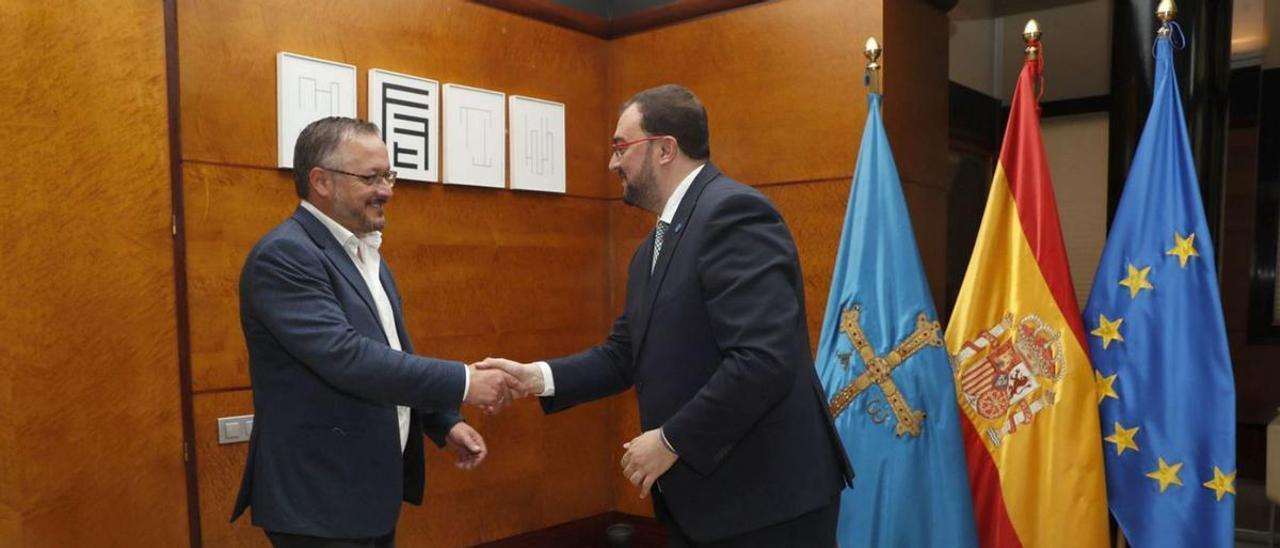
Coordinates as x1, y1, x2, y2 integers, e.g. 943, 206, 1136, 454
945, 43, 1109, 548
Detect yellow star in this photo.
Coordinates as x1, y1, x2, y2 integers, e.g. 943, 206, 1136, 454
1090, 314, 1124, 350
1118, 263, 1154, 299
1146, 457, 1184, 493
1095, 370, 1119, 403
1104, 421, 1140, 456
1166, 232, 1199, 268
1202, 466, 1237, 501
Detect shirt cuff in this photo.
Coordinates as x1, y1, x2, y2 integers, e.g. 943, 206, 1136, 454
659, 428, 679, 456
461, 363, 471, 402
535, 361, 555, 396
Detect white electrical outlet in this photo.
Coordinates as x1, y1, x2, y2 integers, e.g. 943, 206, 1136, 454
217, 415, 254, 444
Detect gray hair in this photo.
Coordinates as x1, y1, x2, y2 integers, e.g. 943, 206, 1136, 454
291, 117, 380, 198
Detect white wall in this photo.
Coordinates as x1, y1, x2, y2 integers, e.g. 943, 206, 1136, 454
1264, 0, 1280, 68
996, 0, 1111, 103
1041, 112, 1110, 306
950, 16, 998, 96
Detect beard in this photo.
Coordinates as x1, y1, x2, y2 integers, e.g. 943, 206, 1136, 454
621, 154, 662, 212
333, 185, 387, 234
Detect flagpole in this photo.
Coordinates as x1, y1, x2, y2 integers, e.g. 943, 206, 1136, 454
864, 37, 882, 95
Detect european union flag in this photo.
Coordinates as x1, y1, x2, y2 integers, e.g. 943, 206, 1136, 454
816, 93, 977, 548
1084, 36, 1236, 547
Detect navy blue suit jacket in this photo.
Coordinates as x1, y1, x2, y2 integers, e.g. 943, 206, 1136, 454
543, 164, 854, 542
231, 206, 467, 538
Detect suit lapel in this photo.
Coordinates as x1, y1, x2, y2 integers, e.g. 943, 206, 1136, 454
292, 207, 381, 323
380, 263, 414, 352
631, 163, 720, 353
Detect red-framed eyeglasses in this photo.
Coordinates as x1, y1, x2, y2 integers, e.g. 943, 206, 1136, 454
610, 136, 670, 159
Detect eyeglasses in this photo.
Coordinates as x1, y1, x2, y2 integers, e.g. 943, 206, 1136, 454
322, 167, 397, 188
610, 136, 670, 160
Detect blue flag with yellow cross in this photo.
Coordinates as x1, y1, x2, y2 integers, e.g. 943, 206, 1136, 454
815, 92, 978, 548
1083, 35, 1236, 547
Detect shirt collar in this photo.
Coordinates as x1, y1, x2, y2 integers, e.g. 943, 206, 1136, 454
658, 163, 705, 225
300, 200, 382, 251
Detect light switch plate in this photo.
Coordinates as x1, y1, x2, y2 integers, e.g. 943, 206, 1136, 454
217, 414, 254, 445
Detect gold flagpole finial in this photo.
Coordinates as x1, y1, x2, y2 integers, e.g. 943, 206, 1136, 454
1156, 0, 1177, 37
864, 37, 882, 94
1023, 19, 1042, 60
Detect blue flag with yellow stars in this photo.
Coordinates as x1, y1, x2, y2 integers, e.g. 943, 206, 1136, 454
815, 93, 978, 548
1084, 36, 1236, 547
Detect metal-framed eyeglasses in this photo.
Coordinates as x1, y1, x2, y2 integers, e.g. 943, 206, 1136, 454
322, 167, 398, 188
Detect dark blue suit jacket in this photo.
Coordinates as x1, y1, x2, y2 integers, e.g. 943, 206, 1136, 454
543, 164, 854, 542
230, 206, 467, 538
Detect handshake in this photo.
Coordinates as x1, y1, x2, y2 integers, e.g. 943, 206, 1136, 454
461, 358, 544, 414
458, 357, 679, 497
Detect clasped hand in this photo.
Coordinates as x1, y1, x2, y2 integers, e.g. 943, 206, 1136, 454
461, 357, 545, 414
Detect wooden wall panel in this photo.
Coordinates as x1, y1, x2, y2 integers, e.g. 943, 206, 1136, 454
0, 0, 189, 545
194, 390, 262, 547
606, 203, 654, 516
182, 165, 615, 392
196, 389, 616, 547
179, 0, 622, 544
179, 0, 612, 198
604, 0, 882, 193
185, 165, 297, 392
760, 180, 863, 349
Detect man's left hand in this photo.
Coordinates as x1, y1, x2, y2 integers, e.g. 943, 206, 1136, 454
621, 428, 678, 499
445, 422, 487, 470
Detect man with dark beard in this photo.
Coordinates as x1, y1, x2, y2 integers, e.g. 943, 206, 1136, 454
480, 85, 853, 546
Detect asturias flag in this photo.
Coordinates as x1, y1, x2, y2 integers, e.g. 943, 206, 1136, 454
816, 92, 978, 548
1084, 35, 1236, 547
944, 41, 1110, 547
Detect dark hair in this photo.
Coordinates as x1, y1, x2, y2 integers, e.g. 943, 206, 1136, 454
291, 117, 380, 198
621, 84, 710, 160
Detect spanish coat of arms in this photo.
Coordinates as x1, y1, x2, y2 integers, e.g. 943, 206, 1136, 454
952, 313, 1065, 447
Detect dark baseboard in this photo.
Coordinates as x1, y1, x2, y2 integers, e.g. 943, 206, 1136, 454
476, 512, 666, 547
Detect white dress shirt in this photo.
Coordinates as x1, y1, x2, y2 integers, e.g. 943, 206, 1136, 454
301, 200, 468, 452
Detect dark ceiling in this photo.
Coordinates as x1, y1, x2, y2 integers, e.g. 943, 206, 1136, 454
548, 0, 678, 19
477, 0, 961, 39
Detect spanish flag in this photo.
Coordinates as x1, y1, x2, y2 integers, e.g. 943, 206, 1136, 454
945, 35, 1109, 548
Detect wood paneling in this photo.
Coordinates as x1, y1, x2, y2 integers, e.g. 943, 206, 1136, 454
178, 0, 611, 198
193, 390, 262, 548
606, 202, 653, 517
604, 0, 882, 193
179, 0, 622, 545
196, 388, 619, 546
184, 165, 297, 392
0, 0, 188, 545
182, 164, 614, 392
